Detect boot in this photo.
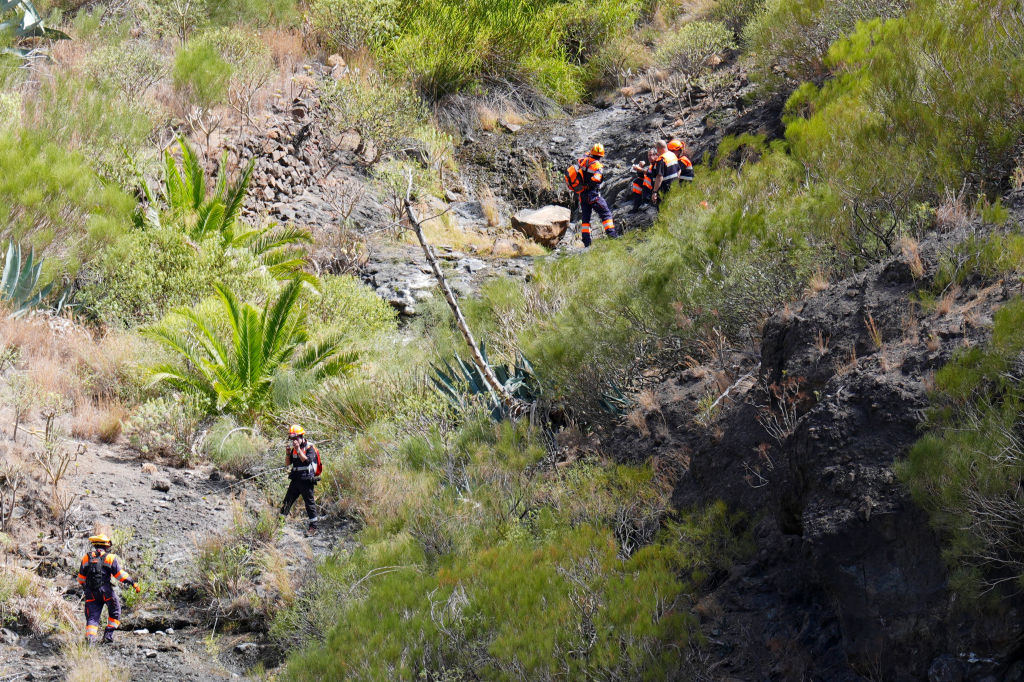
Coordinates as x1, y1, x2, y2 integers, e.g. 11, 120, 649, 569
102, 627, 115, 643
605, 228, 619, 239
85, 635, 97, 646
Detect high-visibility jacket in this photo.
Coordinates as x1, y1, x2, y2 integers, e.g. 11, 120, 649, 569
631, 164, 654, 194
654, 150, 680, 184
77, 550, 133, 593
572, 156, 605, 193
679, 155, 694, 181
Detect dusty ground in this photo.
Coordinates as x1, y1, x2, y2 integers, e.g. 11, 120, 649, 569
0, 430, 351, 681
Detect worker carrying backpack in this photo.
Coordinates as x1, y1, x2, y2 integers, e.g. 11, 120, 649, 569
564, 159, 590, 193
84, 552, 106, 593
311, 443, 322, 477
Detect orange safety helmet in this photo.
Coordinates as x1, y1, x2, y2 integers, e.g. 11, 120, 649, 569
288, 424, 305, 437
667, 139, 686, 154
589, 143, 605, 157
89, 534, 111, 547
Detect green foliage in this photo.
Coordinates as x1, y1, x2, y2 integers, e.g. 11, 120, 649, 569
84, 41, 166, 103
655, 20, 735, 83
124, 396, 201, 465
0, 241, 52, 316
302, 274, 398, 344
206, 0, 299, 27
146, 280, 358, 423
931, 232, 1024, 292
743, 0, 907, 86
75, 227, 270, 328
173, 34, 231, 110
203, 416, 271, 478
431, 345, 539, 420
306, 0, 397, 55
0, 0, 70, 58
896, 298, 1024, 599
0, 130, 134, 273
320, 74, 425, 163
707, 0, 764, 34
201, 26, 274, 124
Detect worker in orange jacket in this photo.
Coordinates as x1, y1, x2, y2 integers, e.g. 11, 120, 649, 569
668, 139, 694, 183
567, 143, 618, 247
630, 148, 658, 212
77, 534, 140, 644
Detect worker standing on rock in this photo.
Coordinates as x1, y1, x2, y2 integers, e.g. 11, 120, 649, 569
651, 140, 681, 208
565, 143, 618, 247
280, 424, 320, 536
77, 534, 140, 645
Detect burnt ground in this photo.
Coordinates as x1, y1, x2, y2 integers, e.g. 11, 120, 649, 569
604, 215, 1024, 680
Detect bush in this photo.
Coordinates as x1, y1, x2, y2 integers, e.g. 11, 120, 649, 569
306, 0, 397, 55
896, 298, 1024, 599
124, 396, 201, 465
302, 274, 398, 344
173, 34, 231, 111
84, 41, 167, 103
207, 0, 300, 27
706, 0, 765, 34
0, 130, 134, 274
202, 27, 274, 125
75, 228, 271, 328
655, 20, 736, 87
202, 416, 272, 478
320, 73, 426, 163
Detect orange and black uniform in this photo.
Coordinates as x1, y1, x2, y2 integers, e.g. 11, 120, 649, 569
280, 439, 318, 528
571, 155, 617, 247
678, 155, 694, 182
653, 150, 681, 207
630, 162, 655, 211
77, 549, 135, 642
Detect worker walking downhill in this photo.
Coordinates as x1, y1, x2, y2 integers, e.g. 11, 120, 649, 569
280, 424, 321, 536
565, 143, 618, 247
77, 534, 140, 645
651, 140, 681, 208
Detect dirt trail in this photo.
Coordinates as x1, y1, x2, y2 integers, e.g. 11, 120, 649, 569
0, 435, 349, 681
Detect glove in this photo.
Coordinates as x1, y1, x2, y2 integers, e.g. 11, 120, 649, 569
133, 583, 141, 594
581, 231, 592, 248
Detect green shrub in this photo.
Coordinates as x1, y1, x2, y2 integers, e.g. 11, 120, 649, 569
207, 0, 300, 27
124, 396, 201, 465
140, 0, 209, 43
655, 20, 735, 87
84, 41, 167, 103
707, 0, 765, 34
320, 74, 426, 163
306, 0, 397, 54
75, 228, 271, 328
202, 27, 274, 125
203, 416, 272, 477
0, 130, 134, 274
896, 298, 1024, 599
302, 274, 398, 344
173, 35, 231, 110
931, 233, 1024, 292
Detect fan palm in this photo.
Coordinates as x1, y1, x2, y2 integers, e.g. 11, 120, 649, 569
146, 280, 357, 423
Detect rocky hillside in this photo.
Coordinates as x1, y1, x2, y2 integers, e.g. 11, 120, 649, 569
606, 214, 1024, 679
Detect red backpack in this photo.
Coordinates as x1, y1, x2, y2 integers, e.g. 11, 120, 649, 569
311, 443, 322, 477
564, 159, 587, 193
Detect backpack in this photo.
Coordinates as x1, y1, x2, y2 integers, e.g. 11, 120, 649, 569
311, 444, 322, 477
84, 551, 106, 593
564, 159, 587, 193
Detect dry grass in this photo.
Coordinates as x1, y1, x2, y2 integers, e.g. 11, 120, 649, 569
834, 346, 858, 376
807, 267, 829, 294
264, 28, 305, 73
935, 286, 959, 316
64, 642, 130, 682
526, 154, 553, 194
71, 399, 127, 444
353, 464, 436, 527
864, 313, 883, 349
476, 104, 498, 132
935, 189, 972, 232
899, 236, 925, 279
0, 563, 77, 636
925, 333, 941, 352
626, 409, 651, 437
478, 186, 502, 227
814, 330, 830, 357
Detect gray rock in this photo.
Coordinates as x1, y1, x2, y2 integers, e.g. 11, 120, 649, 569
144, 649, 158, 659
133, 629, 149, 635
151, 477, 171, 492
235, 642, 261, 653
511, 205, 571, 248
0, 627, 18, 644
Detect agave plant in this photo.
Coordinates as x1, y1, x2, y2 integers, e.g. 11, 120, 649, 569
1, 0, 70, 57
146, 280, 357, 423
1, 241, 52, 316
431, 344, 540, 421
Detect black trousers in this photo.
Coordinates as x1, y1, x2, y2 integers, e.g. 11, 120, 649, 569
280, 477, 318, 524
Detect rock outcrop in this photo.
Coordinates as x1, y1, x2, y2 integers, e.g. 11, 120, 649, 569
511, 205, 570, 247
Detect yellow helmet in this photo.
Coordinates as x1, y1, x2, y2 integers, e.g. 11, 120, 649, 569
89, 534, 111, 547
589, 143, 605, 157
288, 424, 305, 437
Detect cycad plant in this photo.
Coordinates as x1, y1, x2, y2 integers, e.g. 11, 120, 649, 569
142, 137, 313, 284
147, 280, 358, 423
0, 240, 52, 316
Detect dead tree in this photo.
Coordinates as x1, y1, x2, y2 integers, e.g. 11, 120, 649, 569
402, 178, 515, 412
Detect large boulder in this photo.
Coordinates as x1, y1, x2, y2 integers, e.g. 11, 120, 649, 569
511, 205, 570, 247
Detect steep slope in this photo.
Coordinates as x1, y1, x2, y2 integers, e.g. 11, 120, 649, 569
606, 216, 1024, 679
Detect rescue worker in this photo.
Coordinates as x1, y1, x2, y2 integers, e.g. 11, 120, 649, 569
77, 534, 140, 644
651, 140, 681, 208
280, 424, 319, 535
668, 139, 694, 183
630, 149, 657, 212
573, 143, 618, 247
